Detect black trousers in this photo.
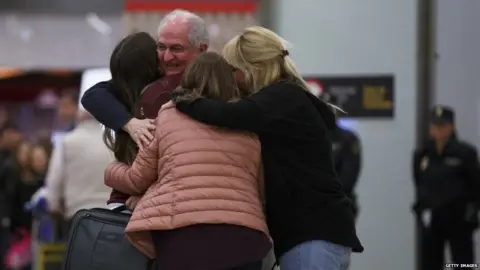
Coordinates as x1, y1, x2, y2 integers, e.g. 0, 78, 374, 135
152, 260, 262, 270
0, 227, 9, 270
151, 225, 269, 270
419, 217, 475, 270
230, 261, 262, 270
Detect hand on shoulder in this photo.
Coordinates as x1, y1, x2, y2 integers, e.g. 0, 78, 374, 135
124, 118, 156, 150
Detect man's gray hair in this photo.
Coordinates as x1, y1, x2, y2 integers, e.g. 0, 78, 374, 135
157, 9, 210, 48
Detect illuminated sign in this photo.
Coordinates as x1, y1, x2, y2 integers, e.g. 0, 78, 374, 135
304, 75, 395, 118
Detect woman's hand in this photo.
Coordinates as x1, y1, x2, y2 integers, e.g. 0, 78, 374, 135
123, 118, 156, 150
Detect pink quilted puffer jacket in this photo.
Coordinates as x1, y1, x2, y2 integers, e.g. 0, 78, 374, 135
104, 101, 269, 259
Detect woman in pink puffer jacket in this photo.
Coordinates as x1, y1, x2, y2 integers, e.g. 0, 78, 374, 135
104, 52, 271, 270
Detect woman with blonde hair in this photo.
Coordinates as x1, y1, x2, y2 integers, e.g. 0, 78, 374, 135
172, 26, 364, 270
105, 52, 271, 270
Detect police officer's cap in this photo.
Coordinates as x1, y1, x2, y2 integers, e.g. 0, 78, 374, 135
430, 105, 455, 125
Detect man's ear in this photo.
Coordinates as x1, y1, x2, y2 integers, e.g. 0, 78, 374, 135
199, 44, 208, 52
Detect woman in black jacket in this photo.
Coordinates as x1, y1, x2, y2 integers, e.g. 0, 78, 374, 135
172, 26, 363, 270
10, 140, 51, 232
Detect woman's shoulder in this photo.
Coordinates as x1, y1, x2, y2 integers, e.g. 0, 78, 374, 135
259, 81, 307, 97
265, 80, 305, 89
220, 129, 260, 145
251, 81, 310, 108
156, 102, 180, 122
160, 101, 176, 111
159, 105, 260, 140
157, 102, 201, 127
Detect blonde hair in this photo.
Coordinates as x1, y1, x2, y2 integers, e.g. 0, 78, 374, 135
222, 26, 309, 92
175, 52, 241, 102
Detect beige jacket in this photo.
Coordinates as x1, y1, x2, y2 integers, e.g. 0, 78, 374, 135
46, 117, 114, 218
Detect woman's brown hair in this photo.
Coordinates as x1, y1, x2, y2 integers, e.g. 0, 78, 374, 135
103, 32, 163, 165
175, 52, 241, 103
23, 138, 53, 182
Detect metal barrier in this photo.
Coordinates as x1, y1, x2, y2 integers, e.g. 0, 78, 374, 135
30, 198, 66, 270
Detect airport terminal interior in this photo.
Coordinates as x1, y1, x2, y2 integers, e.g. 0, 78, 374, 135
0, 0, 479, 270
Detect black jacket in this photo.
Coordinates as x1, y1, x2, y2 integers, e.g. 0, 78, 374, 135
331, 127, 361, 215
10, 173, 44, 231
81, 81, 132, 131
412, 135, 480, 217
174, 81, 363, 258
0, 157, 17, 220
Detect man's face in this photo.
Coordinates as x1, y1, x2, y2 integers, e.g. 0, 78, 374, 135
2, 129, 21, 150
58, 97, 78, 122
157, 20, 204, 75
429, 122, 453, 141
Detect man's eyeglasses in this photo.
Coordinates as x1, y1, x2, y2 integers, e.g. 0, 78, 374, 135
157, 43, 189, 54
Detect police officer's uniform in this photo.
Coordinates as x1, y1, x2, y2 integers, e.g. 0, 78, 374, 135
413, 106, 480, 270
320, 92, 362, 218
331, 126, 362, 218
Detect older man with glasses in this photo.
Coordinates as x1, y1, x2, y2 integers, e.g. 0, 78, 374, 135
81, 9, 209, 148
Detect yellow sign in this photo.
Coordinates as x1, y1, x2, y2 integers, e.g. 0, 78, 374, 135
362, 85, 393, 110
36, 243, 65, 270
436, 106, 443, 116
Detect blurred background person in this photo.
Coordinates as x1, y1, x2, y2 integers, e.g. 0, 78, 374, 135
0, 122, 23, 270
6, 138, 51, 270
45, 109, 113, 224
0, 107, 9, 133
412, 105, 480, 270
57, 89, 79, 132
0, 141, 32, 219
0, 123, 22, 166
9, 139, 52, 233
321, 93, 362, 219
0, 123, 24, 216
1, 137, 52, 269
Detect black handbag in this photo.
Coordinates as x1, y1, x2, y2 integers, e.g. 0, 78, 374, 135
62, 206, 155, 270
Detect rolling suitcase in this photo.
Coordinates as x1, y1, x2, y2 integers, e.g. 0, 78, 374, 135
62, 206, 154, 270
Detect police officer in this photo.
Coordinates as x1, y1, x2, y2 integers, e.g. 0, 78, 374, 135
413, 105, 480, 270
321, 93, 362, 218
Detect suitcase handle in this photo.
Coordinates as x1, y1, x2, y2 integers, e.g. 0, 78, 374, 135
109, 204, 132, 214
111, 205, 127, 212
